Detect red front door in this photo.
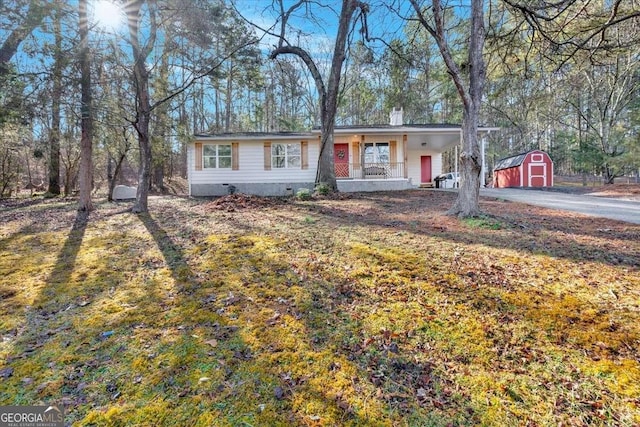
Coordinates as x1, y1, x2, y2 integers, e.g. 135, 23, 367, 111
421, 156, 432, 183
334, 143, 349, 177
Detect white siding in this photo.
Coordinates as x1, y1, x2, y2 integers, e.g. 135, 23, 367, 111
189, 139, 319, 184
406, 149, 442, 184
333, 135, 357, 145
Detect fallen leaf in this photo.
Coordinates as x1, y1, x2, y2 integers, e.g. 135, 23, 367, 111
0, 367, 14, 378
266, 312, 281, 326
274, 386, 284, 400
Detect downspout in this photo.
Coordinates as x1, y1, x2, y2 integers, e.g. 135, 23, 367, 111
480, 130, 490, 188
187, 143, 192, 197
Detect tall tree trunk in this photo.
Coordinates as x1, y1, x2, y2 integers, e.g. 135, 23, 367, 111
153, 163, 164, 191
225, 62, 233, 132
152, 43, 171, 192
48, 1, 63, 196
315, 0, 363, 189
451, 106, 482, 216
270, 0, 366, 191
77, 0, 93, 212
447, 0, 485, 217
127, 0, 155, 213
411, 0, 485, 217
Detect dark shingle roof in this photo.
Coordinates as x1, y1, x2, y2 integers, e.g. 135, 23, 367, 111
328, 123, 462, 130
194, 131, 311, 138
494, 152, 531, 171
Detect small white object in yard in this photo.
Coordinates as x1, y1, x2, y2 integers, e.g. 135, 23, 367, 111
112, 185, 137, 200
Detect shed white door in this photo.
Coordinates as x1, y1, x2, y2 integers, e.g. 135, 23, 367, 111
528, 163, 547, 187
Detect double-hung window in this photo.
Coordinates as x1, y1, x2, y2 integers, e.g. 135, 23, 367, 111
364, 142, 390, 164
272, 143, 301, 168
203, 144, 232, 169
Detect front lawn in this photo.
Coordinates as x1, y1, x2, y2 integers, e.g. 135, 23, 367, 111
1, 191, 638, 426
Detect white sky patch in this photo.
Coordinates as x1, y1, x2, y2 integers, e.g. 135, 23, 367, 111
90, 0, 126, 33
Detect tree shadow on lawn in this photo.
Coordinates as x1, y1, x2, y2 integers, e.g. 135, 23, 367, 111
1, 205, 248, 425
0, 205, 223, 421
258, 201, 639, 424
196, 194, 639, 424
176, 202, 483, 424
133, 210, 415, 426
272, 195, 640, 354
1, 209, 91, 408
2, 196, 635, 425
303, 191, 640, 269
0, 197, 54, 213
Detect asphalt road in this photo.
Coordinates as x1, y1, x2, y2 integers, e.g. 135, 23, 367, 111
477, 188, 640, 225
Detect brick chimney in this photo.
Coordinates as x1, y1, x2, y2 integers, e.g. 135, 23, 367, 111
389, 107, 403, 126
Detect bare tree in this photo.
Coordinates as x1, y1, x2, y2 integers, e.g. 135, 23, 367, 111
501, 0, 640, 65
409, 0, 486, 217
107, 126, 133, 202
126, 0, 155, 213
124, 0, 259, 213
77, 0, 93, 211
269, 0, 369, 190
48, 0, 64, 196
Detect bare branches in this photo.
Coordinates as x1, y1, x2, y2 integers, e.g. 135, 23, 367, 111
276, 0, 306, 48
0, 2, 53, 76
501, 0, 640, 66
408, 0, 472, 111
151, 37, 260, 111
269, 45, 327, 103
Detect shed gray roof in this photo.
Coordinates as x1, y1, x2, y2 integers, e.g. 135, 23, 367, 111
494, 152, 529, 171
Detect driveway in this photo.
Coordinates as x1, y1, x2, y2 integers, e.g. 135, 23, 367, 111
478, 188, 640, 224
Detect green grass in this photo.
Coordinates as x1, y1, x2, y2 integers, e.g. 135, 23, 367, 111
1, 193, 639, 426
461, 215, 503, 230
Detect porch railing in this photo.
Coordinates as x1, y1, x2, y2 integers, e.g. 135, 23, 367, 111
335, 162, 405, 179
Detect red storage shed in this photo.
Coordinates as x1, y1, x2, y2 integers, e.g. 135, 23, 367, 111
493, 150, 553, 188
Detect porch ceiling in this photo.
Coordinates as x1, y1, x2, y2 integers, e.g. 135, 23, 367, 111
405, 132, 461, 152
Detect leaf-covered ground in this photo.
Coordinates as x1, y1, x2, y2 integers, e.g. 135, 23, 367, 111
1, 190, 639, 426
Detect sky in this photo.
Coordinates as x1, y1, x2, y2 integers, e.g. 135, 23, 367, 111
233, 0, 410, 55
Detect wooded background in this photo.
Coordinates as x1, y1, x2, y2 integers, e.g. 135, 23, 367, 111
1, 0, 639, 201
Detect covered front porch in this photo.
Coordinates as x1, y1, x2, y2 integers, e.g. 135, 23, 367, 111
335, 162, 406, 180
334, 161, 413, 192
330, 126, 464, 187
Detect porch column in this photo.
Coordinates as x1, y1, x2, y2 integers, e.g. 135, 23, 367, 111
455, 145, 458, 178
456, 129, 461, 178
480, 136, 486, 187
360, 135, 365, 178
403, 134, 408, 178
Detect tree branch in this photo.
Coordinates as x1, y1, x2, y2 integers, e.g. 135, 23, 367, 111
409, 0, 471, 111
270, 45, 327, 106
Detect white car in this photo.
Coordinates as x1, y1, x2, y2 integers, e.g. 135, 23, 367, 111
439, 172, 459, 188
